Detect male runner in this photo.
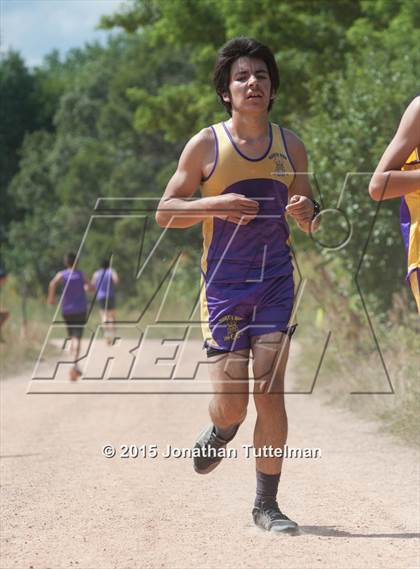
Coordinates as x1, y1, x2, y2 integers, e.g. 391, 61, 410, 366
48, 253, 89, 380
156, 37, 319, 533
369, 96, 420, 313
91, 258, 119, 345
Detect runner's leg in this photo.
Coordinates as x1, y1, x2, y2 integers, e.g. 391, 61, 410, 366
252, 330, 290, 474
208, 349, 250, 429
105, 308, 117, 339
193, 348, 250, 474
250, 331, 297, 532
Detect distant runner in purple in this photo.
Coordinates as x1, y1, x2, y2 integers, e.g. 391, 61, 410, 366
91, 258, 119, 345
48, 252, 89, 380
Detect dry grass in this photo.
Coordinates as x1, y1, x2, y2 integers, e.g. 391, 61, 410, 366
297, 284, 420, 447
0, 282, 52, 378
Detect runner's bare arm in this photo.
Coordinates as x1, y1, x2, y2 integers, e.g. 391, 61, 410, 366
47, 272, 62, 304
369, 96, 420, 201
111, 270, 119, 285
155, 129, 259, 228
83, 273, 92, 293
284, 129, 316, 233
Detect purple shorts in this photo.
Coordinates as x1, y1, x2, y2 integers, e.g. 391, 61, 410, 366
202, 273, 295, 354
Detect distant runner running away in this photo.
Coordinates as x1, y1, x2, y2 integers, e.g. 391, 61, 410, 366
48, 253, 90, 380
91, 258, 119, 345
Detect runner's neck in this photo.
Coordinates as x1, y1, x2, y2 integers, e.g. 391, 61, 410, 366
226, 114, 270, 146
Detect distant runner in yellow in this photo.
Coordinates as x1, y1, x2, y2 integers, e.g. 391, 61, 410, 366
369, 96, 420, 313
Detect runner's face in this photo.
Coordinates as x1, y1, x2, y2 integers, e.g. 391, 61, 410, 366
224, 57, 272, 114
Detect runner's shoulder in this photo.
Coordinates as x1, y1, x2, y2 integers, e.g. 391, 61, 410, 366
282, 128, 308, 166
403, 95, 420, 124
188, 127, 215, 151
408, 94, 420, 109
181, 127, 215, 165
282, 128, 306, 152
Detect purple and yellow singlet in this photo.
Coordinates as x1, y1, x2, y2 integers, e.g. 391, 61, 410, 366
199, 122, 296, 352
400, 148, 420, 313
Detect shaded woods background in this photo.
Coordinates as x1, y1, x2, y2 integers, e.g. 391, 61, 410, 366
1, 0, 419, 439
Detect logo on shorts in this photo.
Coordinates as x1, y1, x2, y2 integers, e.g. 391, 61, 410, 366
220, 314, 243, 341
269, 152, 288, 177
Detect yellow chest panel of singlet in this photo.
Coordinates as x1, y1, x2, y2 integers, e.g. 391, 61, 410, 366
200, 122, 295, 197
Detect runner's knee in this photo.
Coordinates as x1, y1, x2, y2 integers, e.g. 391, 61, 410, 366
211, 394, 248, 426
253, 392, 285, 414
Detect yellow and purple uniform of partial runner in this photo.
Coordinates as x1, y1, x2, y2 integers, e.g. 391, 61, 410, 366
400, 148, 420, 313
200, 122, 296, 353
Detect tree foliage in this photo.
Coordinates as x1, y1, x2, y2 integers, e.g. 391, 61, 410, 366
3, 0, 419, 316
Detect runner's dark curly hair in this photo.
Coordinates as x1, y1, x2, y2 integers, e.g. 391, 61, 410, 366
213, 37, 279, 115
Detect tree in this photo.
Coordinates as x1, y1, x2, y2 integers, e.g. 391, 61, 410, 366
301, 0, 420, 313
0, 52, 40, 245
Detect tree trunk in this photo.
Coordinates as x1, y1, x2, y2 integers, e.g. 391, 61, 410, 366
20, 280, 28, 339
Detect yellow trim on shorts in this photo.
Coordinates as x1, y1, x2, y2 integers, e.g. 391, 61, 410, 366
199, 275, 222, 348
201, 217, 214, 275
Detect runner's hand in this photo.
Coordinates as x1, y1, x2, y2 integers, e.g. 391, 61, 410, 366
285, 195, 314, 224
212, 193, 259, 225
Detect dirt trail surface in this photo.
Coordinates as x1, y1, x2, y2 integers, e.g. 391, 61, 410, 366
1, 339, 419, 569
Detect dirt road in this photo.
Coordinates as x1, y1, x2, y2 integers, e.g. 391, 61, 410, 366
1, 340, 419, 569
